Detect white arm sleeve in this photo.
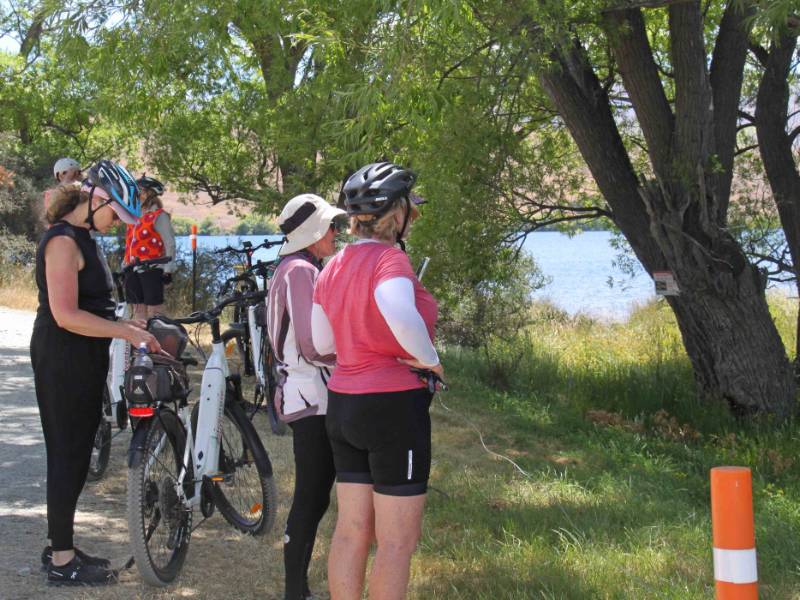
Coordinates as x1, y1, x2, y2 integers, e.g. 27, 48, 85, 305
311, 303, 336, 356
374, 277, 439, 367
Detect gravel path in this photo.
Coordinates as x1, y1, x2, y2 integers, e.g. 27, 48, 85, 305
0, 307, 310, 599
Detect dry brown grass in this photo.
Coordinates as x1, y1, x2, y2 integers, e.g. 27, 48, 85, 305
0, 265, 38, 311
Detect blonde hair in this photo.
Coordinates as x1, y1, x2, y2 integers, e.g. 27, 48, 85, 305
349, 198, 413, 242
46, 183, 88, 224
141, 189, 163, 210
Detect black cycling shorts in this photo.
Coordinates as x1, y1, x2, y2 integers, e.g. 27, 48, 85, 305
124, 268, 164, 306
326, 387, 432, 496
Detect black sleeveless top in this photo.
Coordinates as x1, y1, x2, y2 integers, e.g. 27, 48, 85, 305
35, 221, 115, 327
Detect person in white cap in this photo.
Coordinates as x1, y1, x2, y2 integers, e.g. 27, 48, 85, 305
266, 193, 345, 600
44, 158, 82, 221
44, 158, 83, 218
53, 157, 82, 183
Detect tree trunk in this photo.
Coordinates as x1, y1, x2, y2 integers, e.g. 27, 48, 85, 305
638, 180, 795, 417
536, 12, 797, 417
755, 32, 800, 371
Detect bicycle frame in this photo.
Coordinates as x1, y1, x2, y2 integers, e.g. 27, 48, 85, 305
247, 304, 267, 389
174, 321, 230, 508
105, 295, 130, 424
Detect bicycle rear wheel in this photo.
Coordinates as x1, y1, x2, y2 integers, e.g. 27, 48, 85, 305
213, 400, 277, 535
127, 410, 191, 586
86, 388, 112, 482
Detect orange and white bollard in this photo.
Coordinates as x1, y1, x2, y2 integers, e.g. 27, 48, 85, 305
710, 466, 758, 599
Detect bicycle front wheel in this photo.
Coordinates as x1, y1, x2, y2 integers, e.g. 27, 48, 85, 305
213, 401, 277, 535
127, 410, 191, 587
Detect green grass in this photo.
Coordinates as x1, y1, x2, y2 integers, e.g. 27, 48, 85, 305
411, 295, 800, 599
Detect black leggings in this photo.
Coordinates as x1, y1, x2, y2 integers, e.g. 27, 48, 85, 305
30, 323, 109, 551
284, 415, 335, 600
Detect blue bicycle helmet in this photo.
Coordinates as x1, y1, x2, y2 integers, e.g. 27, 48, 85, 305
85, 160, 142, 226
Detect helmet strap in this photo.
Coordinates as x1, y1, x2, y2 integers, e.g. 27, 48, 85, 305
84, 186, 114, 231
84, 185, 99, 231
396, 196, 411, 252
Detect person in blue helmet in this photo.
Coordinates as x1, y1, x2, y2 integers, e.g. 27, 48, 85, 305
31, 160, 161, 586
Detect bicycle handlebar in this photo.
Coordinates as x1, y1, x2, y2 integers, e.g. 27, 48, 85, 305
213, 238, 286, 256
218, 258, 279, 296
172, 290, 267, 325
120, 256, 172, 275
410, 368, 448, 393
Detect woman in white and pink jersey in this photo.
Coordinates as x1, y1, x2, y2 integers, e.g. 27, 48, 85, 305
312, 162, 442, 600
268, 193, 345, 600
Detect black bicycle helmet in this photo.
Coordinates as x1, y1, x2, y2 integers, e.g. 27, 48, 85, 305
341, 162, 416, 217
137, 175, 165, 196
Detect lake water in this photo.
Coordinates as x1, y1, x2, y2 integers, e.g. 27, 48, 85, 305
173, 231, 792, 321
174, 231, 653, 320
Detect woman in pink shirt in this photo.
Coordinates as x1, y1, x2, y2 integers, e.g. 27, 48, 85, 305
312, 162, 443, 600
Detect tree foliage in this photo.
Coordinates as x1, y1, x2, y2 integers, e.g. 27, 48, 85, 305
2, 0, 800, 416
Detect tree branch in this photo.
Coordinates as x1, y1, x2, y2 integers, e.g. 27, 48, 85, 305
602, 0, 694, 12
734, 142, 759, 156
669, 0, 714, 168
749, 43, 769, 67
437, 38, 497, 89
755, 31, 800, 282
788, 124, 800, 145
710, 0, 755, 221
537, 38, 664, 269
602, 8, 674, 176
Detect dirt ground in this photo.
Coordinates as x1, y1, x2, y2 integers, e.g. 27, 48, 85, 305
0, 307, 330, 600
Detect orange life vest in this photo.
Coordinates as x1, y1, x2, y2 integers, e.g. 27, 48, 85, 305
125, 208, 165, 263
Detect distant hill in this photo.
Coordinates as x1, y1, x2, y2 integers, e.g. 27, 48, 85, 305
160, 191, 243, 232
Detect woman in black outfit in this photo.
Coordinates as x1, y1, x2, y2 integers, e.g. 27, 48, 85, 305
31, 161, 160, 586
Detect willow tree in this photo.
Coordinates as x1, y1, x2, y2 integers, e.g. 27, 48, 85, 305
0, 1, 133, 172
31, 0, 384, 209
353, 0, 797, 417
541, 1, 797, 416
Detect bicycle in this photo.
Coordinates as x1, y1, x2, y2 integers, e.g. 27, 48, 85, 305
124, 292, 278, 587
215, 241, 287, 435
87, 255, 172, 481
213, 237, 285, 271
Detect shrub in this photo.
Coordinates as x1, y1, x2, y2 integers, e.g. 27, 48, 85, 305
435, 252, 546, 348
0, 160, 41, 267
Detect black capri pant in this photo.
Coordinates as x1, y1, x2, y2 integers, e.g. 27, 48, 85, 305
30, 323, 110, 551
